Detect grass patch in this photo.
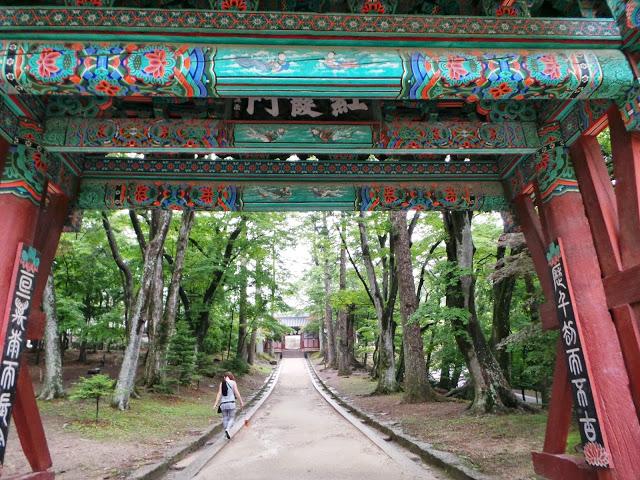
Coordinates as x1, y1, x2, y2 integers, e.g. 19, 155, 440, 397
38, 394, 214, 442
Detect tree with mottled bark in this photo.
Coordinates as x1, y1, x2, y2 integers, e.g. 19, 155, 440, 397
112, 210, 172, 410
236, 270, 249, 361
390, 211, 437, 402
357, 211, 398, 393
144, 210, 195, 386
443, 210, 534, 414
38, 273, 65, 400
102, 212, 134, 332
336, 214, 352, 376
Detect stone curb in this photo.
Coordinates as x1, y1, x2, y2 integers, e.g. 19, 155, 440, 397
306, 355, 494, 480
127, 363, 280, 480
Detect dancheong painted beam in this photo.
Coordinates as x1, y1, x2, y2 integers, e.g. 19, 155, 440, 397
0, 42, 634, 101
42, 117, 540, 154
75, 180, 509, 212
0, 8, 623, 50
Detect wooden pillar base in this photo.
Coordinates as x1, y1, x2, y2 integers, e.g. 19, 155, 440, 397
532, 453, 598, 480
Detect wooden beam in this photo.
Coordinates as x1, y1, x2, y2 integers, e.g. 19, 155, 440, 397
611, 304, 640, 417
541, 191, 640, 479
604, 264, 640, 308
43, 117, 541, 155
609, 108, 640, 269
27, 192, 70, 340
514, 194, 555, 304
532, 452, 597, 480
13, 362, 52, 473
569, 134, 622, 277
0, 42, 632, 101
542, 343, 573, 454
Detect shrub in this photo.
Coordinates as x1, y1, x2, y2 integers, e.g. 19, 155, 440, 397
70, 374, 115, 422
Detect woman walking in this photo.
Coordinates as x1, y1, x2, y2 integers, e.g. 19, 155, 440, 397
214, 371, 245, 439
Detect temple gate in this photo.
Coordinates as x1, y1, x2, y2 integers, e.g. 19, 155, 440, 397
1, 0, 640, 478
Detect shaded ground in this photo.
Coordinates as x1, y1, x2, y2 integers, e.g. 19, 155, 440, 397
313, 357, 550, 480
3, 350, 272, 479
196, 355, 442, 480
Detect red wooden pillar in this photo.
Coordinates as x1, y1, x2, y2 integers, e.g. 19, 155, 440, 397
27, 192, 70, 340
0, 194, 41, 330
0, 143, 64, 476
539, 191, 640, 479
569, 112, 640, 420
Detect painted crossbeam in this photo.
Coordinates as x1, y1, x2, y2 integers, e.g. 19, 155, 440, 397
81, 158, 500, 180
0, 42, 633, 101
44, 117, 539, 154
75, 180, 509, 212
0, 9, 622, 50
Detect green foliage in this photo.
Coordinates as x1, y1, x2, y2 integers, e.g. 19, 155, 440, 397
70, 374, 115, 422
302, 317, 321, 335
166, 320, 197, 386
219, 356, 250, 376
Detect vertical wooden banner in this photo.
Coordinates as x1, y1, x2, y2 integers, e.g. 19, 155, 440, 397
0, 243, 40, 464
546, 238, 610, 468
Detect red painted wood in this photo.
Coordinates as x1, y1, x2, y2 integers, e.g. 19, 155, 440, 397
514, 194, 556, 329
542, 342, 573, 454
569, 135, 622, 277
533, 183, 552, 245
539, 300, 559, 331
532, 452, 597, 480
611, 304, 640, 418
13, 362, 52, 472
609, 108, 640, 269
604, 264, 640, 308
0, 195, 40, 376
542, 191, 640, 479
26, 192, 69, 340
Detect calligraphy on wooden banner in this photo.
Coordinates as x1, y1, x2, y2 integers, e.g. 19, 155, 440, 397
0, 243, 40, 464
546, 239, 610, 468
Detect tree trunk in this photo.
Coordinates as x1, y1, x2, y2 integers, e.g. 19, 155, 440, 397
490, 212, 520, 382
443, 211, 533, 414
358, 212, 397, 393
337, 216, 351, 376
161, 211, 194, 365
390, 211, 435, 402
143, 252, 164, 385
247, 328, 257, 365
346, 307, 359, 367
248, 261, 264, 366
321, 213, 337, 368
237, 272, 248, 361
102, 212, 134, 332
38, 274, 65, 400
491, 243, 515, 381
113, 210, 172, 410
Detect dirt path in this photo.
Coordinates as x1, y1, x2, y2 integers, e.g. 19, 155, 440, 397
195, 356, 441, 480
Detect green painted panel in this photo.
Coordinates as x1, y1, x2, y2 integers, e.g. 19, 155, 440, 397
242, 184, 356, 207
234, 123, 374, 148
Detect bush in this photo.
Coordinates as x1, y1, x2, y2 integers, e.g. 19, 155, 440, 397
219, 357, 250, 376
70, 374, 115, 422
166, 320, 197, 387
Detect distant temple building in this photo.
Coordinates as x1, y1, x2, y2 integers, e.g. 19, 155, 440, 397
266, 314, 320, 353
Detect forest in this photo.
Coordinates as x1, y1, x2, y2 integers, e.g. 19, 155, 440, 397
38, 205, 556, 415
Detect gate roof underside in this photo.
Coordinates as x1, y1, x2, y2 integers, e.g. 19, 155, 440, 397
0, 1, 634, 212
